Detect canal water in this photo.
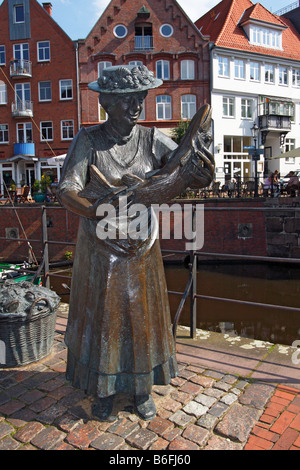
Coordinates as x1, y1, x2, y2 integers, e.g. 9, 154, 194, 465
49, 261, 300, 347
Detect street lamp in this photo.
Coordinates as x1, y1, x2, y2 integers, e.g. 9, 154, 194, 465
251, 122, 259, 197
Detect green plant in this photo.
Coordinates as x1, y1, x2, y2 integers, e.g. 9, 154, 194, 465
64, 250, 73, 260
172, 119, 191, 144
32, 175, 52, 193
32, 179, 41, 193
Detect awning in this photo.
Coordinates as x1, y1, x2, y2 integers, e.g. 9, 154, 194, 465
5, 155, 38, 162
269, 147, 300, 160
47, 154, 67, 166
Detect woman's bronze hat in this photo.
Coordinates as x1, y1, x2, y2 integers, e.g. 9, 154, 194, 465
88, 64, 162, 94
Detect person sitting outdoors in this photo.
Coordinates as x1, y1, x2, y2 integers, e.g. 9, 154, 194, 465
263, 174, 272, 197
271, 170, 280, 197
286, 171, 300, 197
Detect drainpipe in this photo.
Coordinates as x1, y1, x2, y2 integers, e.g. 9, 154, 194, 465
75, 41, 81, 131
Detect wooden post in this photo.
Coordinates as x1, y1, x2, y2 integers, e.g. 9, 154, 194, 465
41, 206, 50, 289
190, 204, 197, 339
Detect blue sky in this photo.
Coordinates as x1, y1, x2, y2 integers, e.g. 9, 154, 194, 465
37, 0, 296, 40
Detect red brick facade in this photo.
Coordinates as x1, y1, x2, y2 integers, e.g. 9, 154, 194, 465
0, 0, 78, 184
78, 0, 210, 131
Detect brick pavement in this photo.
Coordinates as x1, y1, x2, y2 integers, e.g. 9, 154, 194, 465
0, 304, 299, 451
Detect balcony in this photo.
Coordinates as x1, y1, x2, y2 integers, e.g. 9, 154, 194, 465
12, 101, 33, 118
10, 59, 32, 78
13, 143, 35, 157
258, 96, 294, 143
134, 36, 154, 50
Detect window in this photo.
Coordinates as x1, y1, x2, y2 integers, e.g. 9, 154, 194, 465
241, 99, 252, 119
265, 64, 274, 83
218, 56, 229, 77
156, 60, 170, 80
223, 96, 235, 117
181, 95, 196, 119
181, 60, 195, 80
39, 81, 51, 101
13, 43, 29, 61
37, 41, 50, 62
234, 59, 245, 79
15, 82, 31, 105
250, 61, 260, 81
17, 122, 32, 143
98, 61, 112, 77
292, 69, 300, 87
14, 4, 25, 23
279, 66, 288, 85
40, 122, 53, 141
160, 24, 173, 37
0, 81, 7, 105
128, 61, 143, 66
156, 95, 171, 120
0, 124, 9, 143
0, 46, 5, 65
250, 25, 282, 49
61, 120, 74, 140
283, 138, 295, 153
59, 80, 73, 100
135, 24, 153, 50
113, 24, 127, 38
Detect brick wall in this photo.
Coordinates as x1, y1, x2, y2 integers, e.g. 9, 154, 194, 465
0, 0, 78, 162
0, 199, 271, 264
78, 0, 210, 127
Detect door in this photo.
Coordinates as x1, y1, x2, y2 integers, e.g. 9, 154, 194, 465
15, 83, 31, 111
17, 122, 33, 143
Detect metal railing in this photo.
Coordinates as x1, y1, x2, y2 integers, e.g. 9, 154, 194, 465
11, 100, 33, 118
1, 205, 300, 340
134, 36, 154, 50
10, 59, 32, 78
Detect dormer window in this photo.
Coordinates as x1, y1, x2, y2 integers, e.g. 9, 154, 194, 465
14, 4, 25, 24
249, 25, 282, 49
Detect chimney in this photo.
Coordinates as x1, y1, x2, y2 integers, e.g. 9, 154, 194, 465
43, 3, 52, 16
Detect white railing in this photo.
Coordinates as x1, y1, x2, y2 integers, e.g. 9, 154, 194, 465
12, 100, 33, 117
10, 59, 32, 78
134, 36, 154, 50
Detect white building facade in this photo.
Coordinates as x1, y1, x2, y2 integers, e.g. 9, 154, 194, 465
211, 49, 300, 185
196, 0, 300, 188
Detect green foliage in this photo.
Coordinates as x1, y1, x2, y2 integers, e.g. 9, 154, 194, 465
172, 120, 191, 144
64, 250, 73, 260
32, 175, 52, 193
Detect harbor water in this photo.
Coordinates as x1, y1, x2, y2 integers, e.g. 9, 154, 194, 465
49, 261, 300, 347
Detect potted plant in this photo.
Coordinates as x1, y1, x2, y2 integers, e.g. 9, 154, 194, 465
32, 179, 45, 202
32, 175, 51, 202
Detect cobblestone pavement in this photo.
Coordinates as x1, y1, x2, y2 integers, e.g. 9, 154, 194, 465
0, 304, 299, 451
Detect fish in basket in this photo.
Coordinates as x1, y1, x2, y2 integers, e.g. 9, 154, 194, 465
0, 280, 60, 367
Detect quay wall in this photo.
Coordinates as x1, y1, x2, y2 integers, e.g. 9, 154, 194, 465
0, 198, 299, 264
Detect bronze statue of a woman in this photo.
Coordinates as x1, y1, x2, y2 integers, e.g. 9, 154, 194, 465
58, 65, 214, 421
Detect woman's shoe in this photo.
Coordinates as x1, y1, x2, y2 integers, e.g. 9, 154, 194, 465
135, 394, 156, 421
92, 395, 114, 421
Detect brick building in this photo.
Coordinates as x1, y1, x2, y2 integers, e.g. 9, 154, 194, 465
0, 0, 78, 196
78, 0, 210, 135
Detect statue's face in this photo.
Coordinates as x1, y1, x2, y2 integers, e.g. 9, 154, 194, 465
105, 91, 147, 130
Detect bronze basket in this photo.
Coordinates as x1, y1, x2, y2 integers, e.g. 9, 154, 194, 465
0, 285, 60, 368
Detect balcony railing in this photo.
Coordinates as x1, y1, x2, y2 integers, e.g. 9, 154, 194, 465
10, 59, 32, 78
259, 115, 291, 132
12, 100, 33, 118
14, 142, 35, 157
134, 36, 154, 50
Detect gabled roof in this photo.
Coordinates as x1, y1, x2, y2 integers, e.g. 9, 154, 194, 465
239, 3, 287, 28
195, 0, 300, 61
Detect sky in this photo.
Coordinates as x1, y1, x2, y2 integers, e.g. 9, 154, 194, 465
37, 0, 297, 40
